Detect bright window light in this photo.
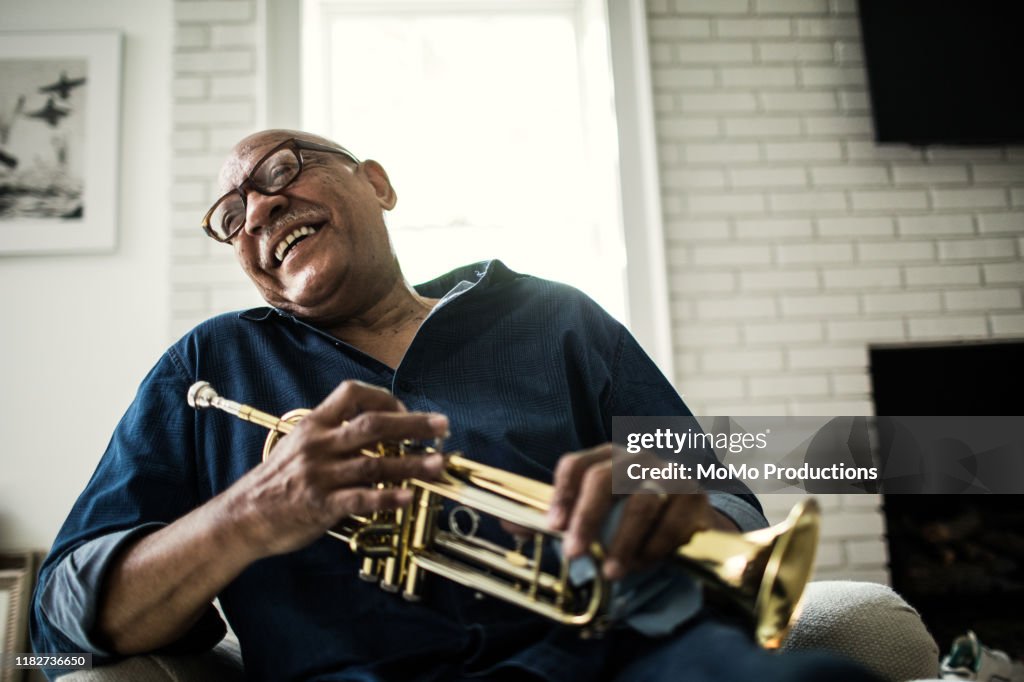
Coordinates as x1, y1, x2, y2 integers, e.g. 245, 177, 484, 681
303, 1, 627, 321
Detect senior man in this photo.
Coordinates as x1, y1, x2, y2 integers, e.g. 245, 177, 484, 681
31, 130, 876, 681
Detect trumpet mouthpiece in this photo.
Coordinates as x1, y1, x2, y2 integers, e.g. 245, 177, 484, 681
187, 381, 217, 409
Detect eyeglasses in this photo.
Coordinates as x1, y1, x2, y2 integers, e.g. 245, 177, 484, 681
201, 138, 360, 243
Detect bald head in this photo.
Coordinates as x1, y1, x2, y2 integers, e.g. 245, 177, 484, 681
218, 129, 356, 192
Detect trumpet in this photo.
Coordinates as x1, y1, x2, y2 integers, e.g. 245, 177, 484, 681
187, 381, 819, 647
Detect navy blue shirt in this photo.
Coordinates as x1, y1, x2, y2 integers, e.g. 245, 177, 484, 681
32, 261, 765, 681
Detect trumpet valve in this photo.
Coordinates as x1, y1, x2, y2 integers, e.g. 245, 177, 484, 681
359, 559, 381, 583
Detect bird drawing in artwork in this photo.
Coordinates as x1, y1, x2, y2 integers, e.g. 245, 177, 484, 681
38, 72, 87, 100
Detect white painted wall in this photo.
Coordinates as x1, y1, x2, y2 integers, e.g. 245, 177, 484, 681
0, 0, 172, 550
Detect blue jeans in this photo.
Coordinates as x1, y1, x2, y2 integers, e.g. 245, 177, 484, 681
603, 616, 880, 682
473, 609, 882, 682
314, 607, 881, 681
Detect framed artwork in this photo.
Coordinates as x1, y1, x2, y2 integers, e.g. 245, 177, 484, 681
0, 31, 122, 254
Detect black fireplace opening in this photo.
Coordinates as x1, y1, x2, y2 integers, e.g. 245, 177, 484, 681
870, 340, 1024, 658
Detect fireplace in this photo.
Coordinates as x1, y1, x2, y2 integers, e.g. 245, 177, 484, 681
869, 340, 1024, 658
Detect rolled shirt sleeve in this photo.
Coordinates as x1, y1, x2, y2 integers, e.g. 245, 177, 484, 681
34, 524, 226, 668
30, 346, 228, 671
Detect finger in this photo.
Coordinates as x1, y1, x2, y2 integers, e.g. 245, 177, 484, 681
562, 463, 613, 558
327, 452, 446, 488
638, 494, 710, 563
548, 446, 613, 530
499, 519, 532, 539
323, 411, 450, 454
309, 380, 406, 426
604, 494, 669, 580
326, 486, 416, 518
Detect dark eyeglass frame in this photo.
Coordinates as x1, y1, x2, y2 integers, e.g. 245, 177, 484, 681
201, 138, 361, 243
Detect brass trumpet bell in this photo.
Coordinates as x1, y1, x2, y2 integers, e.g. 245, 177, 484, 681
678, 498, 819, 648
187, 381, 820, 646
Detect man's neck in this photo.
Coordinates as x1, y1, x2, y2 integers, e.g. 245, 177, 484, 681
323, 280, 438, 370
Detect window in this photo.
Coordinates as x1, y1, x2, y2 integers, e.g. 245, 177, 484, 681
302, 0, 627, 321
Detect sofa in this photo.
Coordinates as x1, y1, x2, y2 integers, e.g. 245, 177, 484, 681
56, 580, 944, 682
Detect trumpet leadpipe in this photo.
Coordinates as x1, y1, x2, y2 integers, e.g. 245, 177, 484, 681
188, 381, 297, 435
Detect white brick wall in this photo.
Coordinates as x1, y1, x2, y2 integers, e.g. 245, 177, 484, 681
171, 0, 265, 340
648, 0, 1023, 583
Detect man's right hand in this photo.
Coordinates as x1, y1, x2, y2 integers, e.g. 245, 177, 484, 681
228, 379, 448, 559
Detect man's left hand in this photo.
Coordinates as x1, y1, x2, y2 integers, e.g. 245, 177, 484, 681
547, 443, 738, 581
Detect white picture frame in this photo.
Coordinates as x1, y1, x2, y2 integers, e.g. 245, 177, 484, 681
0, 31, 122, 254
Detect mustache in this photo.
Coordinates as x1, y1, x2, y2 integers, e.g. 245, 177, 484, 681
266, 207, 327, 235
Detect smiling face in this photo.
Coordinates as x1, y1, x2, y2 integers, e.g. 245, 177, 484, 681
220, 130, 402, 326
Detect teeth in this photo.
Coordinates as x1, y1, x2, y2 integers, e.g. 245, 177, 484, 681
274, 225, 317, 262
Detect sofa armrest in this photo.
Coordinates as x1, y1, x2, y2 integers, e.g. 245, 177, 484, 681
783, 581, 940, 682
56, 637, 242, 682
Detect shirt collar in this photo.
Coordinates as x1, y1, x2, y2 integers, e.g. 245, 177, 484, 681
238, 259, 521, 323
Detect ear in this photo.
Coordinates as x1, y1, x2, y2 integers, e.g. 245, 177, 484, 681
359, 160, 397, 211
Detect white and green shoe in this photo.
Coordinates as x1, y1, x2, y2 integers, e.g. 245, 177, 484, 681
940, 631, 1024, 682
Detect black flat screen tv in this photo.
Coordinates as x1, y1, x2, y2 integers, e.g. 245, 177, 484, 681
858, 0, 1024, 146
